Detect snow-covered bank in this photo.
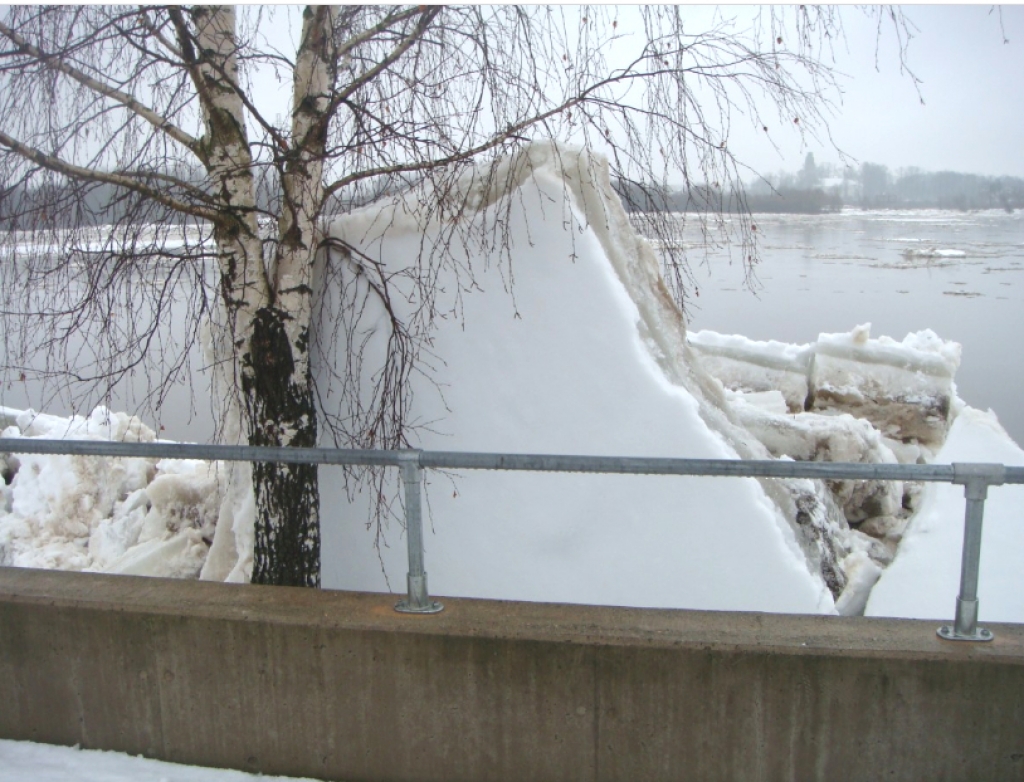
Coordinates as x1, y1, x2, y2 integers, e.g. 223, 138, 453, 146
0, 739, 321, 782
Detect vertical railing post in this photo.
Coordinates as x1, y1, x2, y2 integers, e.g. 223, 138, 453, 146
394, 449, 443, 614
938, 463, 1004, 642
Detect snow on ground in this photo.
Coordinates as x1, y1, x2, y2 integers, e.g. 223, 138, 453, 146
865, 406, 1024, 622
0, 739, 321, 782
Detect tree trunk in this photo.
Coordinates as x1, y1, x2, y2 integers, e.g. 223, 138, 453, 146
194, 5, 322, 587
245, 306, 320, 587
244, 6, 337, 587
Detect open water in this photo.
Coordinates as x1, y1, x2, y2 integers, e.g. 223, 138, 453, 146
676, 209, 1024, 446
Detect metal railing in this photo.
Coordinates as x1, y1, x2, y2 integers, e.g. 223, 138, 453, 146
3, 437, 1022, 640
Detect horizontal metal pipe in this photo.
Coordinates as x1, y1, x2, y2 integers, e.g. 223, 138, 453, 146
417, 451, 960, 482
0, 438, 1020, 485
0, 438, 403, 467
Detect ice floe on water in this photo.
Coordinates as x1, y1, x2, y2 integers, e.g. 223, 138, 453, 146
901, 247, 967, 260
1, 143, 1021, 622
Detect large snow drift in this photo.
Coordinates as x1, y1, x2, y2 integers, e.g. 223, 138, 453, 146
315, 142, 833, 613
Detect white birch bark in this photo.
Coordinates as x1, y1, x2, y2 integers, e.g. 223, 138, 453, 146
193, 6, 324, 586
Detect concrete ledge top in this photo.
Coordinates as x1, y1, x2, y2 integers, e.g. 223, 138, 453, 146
3, 566, 1023, 665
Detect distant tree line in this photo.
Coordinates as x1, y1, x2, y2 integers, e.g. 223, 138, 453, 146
9, 156, 1021, 230
617, 153, 1024, 215
871, 167, 1024, 211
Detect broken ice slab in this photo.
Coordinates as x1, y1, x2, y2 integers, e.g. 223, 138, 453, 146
687, 331, 813, 413
810, 324, 961, 446
690, 323, 962, 447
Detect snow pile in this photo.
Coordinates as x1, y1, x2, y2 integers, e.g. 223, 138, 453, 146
316, 141, 836, 614
866, 407, 1024, 623
691, 323, 960, 447
0, 738, 322, 782
0, 406, 222, 579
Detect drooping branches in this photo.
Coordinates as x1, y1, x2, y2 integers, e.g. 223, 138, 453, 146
0, 5, 921, 585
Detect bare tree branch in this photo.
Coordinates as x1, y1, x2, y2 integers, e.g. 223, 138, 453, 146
0, 127, 219, 221
0, 17, 200, 153
0, 4, 925, 588
316, 7, 441, 147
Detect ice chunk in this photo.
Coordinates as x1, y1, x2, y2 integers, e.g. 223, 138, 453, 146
834, 551, 883, 616
318, 142, 834, 614
901, 247, 967, 260
810, 323, 960, 445
0, 406, 220, 580
689, 331, 813, 412
692, 324, 962, 447
727, 390, 904, 523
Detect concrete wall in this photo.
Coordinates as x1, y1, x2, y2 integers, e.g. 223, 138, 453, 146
1, 567, 1023, 782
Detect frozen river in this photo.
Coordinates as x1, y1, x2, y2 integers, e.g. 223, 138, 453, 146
678, 209, 1024, 446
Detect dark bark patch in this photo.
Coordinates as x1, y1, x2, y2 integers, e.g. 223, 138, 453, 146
243, 306, 320, 586
246, 307, 296, 421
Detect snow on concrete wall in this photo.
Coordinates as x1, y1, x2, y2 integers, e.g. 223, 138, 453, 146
315, 143, 834, 613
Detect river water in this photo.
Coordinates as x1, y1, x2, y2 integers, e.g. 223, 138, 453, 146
676, 209, 1024, 446
2, 208, 1022, 447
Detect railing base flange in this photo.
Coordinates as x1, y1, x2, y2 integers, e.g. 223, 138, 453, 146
937, 625, 994, 642
395, 600, 444, 615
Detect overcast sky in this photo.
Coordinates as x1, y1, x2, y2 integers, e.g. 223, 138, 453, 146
727, 4, 1024, 178
251, 5, 1024, 180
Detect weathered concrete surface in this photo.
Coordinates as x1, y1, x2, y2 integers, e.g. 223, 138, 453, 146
1, 567, 1023, 781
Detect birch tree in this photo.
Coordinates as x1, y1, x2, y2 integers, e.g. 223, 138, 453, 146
0, 5, 913, 586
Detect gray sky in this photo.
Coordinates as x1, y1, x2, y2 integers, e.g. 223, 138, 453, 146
244, 5, 1024, 181
729, 4, 1024, 178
